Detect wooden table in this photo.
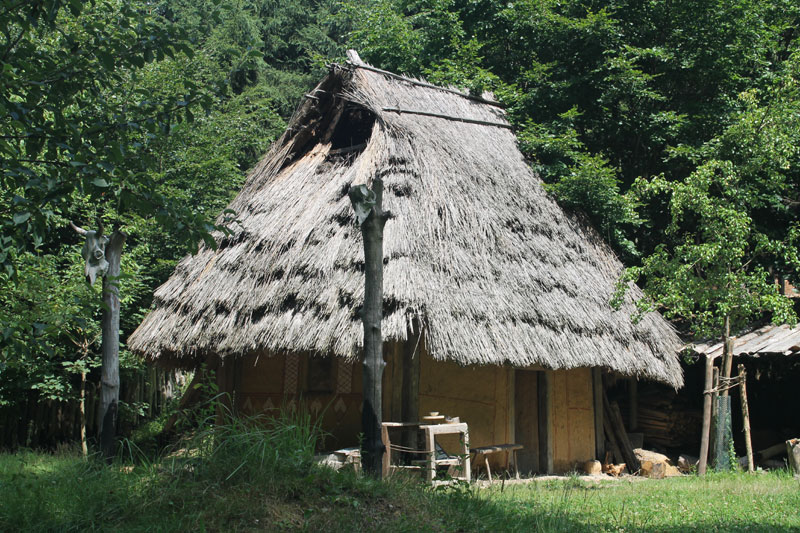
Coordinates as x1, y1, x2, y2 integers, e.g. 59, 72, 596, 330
381, 421, 470, 484
420, 422, 470, 483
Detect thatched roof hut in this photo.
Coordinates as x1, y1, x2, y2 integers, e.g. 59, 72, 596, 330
129, 57, 683, 388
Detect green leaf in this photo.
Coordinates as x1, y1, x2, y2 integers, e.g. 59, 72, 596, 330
12, 212, 30, 225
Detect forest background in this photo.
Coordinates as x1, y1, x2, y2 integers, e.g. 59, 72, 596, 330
2, 0, 799, 446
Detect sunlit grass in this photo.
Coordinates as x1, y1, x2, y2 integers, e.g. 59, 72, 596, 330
2, 422, 798, 532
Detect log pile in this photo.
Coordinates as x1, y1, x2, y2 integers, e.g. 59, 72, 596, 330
636, 390, 702, 449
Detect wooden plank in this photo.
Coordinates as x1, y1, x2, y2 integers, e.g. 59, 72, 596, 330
420, 422, 468, 435
538, 370, 554, 474
592, 368, 604, 460
603, 393, 641, 472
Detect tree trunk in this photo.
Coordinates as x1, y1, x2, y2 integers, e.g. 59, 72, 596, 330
80, 370, 88, 458
98, 230, 126, 460
720, 315, 734, 398
350, 179, 389, 477
698, 353, 714, 475
738, 364, 754, 473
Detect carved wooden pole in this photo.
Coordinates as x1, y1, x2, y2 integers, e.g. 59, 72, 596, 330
99, 230, 126, 459
71, 222, 126, 460
349, 179, 390, 476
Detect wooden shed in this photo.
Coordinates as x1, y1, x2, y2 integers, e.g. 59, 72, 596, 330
129, 56, 683, 474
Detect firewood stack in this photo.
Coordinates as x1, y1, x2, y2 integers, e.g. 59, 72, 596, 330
636, 390, 702, 449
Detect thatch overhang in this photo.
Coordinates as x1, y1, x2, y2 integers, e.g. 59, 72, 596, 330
128, 59, 683, 388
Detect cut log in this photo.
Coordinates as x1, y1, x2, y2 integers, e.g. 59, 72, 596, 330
787, 439, 800, 477
584, 459, 602, 475
757, 442, 788, 461
678, 454, 698, 473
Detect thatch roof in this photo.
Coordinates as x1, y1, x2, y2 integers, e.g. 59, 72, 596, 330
128, 58, 683, 388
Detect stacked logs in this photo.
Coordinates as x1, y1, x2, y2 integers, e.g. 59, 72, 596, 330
636, 390, 702, 449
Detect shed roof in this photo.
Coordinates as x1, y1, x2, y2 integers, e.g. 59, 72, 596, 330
694, 324, 800, 359
128, 58, 683, 387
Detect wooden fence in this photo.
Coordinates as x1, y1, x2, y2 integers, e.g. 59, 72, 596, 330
0, 367, 187, 450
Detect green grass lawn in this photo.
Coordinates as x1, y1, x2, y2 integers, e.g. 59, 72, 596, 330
2, 449, 798, 532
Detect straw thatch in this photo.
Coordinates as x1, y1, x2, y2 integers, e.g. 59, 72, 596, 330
128, 58, 683, 388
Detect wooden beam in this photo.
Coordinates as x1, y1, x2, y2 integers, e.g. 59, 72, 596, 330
538, 370, 554, 474
603, 394, 641, 472
348, 62, 505, 108
628, 378, 638, 431
592, 368, 604, 460
401, 329, 421, 454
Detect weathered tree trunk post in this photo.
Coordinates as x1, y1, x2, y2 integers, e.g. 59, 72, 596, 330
720, 315, 734, 397
98, 230, 126, 460
698, 353, 714, 475
80, 369, 88, 458
349, 178, 390, 476
738, 364, 754, 472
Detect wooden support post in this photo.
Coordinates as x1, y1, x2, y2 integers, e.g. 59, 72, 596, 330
698, 354, 715, 475
738, 364, 754, 473
232, 357, 243, 415
720, 316, 734, 398
538, 371, 554, 474
381, 424, 391, 478
390, 343, 403, 422
401, 330, 421, 456
592, 368, 604, 460
628, 378, 638, 431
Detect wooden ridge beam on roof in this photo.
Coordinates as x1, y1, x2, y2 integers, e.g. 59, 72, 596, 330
346, 61, 505, 109
382, 106, 513, 129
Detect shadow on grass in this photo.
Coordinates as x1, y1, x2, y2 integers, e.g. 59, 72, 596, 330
2, 454, 799, 532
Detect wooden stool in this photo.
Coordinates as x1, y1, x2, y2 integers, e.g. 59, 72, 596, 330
470, 444, 523, 481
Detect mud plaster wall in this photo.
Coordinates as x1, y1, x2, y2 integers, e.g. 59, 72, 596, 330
235, 349, 596, 472
551, 367, 595, 471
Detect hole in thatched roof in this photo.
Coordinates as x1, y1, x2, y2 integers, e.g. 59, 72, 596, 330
329, 105, 375, 153
383, 296, 402, 316
251, 305, 267, 324
332, 211, 352, 227
271, 267, 284, 280
215, 302, 230, 317
387, 181, 413, 198
338, 290, 355, 309
505, 218, 525, 235
280, 293, 298, 312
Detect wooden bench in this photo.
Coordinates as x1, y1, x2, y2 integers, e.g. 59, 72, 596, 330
470, 444, 523, 481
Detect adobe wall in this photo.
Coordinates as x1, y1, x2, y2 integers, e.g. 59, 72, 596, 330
233, 348, 597, 473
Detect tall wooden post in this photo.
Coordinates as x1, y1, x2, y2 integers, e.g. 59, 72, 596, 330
401, 328, 421, 453
628, 378, 638, 431
738, 364, 754, 472
98, 230, 126, 460
349, 179, 390, 476
720, 316, 734, 397
698, 353, 714, 475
